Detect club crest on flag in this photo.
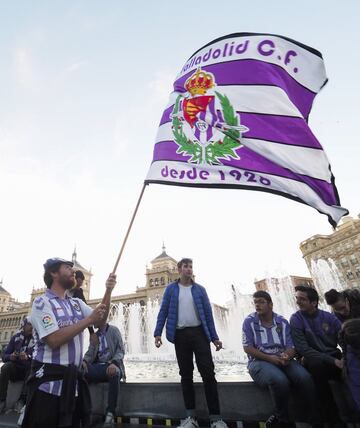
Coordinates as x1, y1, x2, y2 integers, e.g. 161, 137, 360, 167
171, 68, 249, 165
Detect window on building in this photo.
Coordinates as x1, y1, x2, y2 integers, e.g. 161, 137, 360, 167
149, 279, 153, 287
350, 256, 358, 266
347, 271, 354, 280
155, 278, 159, 286
341, 257, 350, 269
161, 277, 165, 285
4, 332, 7, 340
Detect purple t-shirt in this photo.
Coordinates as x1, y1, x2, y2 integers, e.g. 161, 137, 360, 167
242, 312, 294, 363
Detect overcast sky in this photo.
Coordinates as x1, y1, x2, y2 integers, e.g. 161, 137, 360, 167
0, 0, 359, 305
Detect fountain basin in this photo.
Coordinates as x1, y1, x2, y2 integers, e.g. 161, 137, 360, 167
3, 380, 358, 423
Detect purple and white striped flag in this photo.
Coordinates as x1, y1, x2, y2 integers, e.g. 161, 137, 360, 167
145, 33, 348, 227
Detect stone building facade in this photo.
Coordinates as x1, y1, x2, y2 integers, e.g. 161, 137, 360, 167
300, 215, 360, 288
0, 246, 181, 349
0, 282, 11, 313
254, 276, 314, 292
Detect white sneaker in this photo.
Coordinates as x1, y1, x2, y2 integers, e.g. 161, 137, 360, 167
103, 411, 114, 428
17, 405, 26, 427
177, 417, 199, 428
210, 420, 228, 428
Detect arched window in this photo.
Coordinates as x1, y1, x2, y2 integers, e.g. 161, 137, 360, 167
155, 278, 159, 286
161, 277, 165, 285
149, 279, 154, 287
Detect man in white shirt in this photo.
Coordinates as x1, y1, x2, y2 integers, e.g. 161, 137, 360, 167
154, 258, 227, 428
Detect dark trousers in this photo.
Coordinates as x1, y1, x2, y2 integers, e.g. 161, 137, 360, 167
347, 349, 360, 412
26, 389, 81, 428
85, 363, 120, 415
0, 362, 29, 402
249, 360, 318, 422
304, 357, 342, 422
174, 326, 220, 415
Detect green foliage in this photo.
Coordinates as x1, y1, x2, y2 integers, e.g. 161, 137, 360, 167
173, 116, 202, 163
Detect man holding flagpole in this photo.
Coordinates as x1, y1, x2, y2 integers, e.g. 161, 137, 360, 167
154, 258, 228, 428
21, 257, 116, 428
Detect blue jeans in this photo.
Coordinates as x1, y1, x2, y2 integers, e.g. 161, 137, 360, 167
85, 363, 120, 415
249, 359, 317, 422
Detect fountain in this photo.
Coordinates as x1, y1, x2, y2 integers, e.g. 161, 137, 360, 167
106, 267, 345, 381
310, 258, 345, 296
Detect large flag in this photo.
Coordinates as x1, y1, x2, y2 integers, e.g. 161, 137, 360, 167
145, 33, 348, 227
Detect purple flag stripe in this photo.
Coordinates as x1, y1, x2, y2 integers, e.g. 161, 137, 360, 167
159, 105, 176, 126
174, 60, 316, 119
231, 113, 322, 149
159, 103, 301, 127
152, 141, 336, 205
159, 112, 322, 150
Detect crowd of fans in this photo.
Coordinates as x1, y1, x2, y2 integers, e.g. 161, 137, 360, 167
0, 257, 358, 428
242, 285, 360, 427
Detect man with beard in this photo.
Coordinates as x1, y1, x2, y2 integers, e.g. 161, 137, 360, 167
21, 257, 116, 428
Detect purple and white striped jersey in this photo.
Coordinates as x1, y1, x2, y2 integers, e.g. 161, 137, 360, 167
242, 312, 294, 363
30, 288, 93, 396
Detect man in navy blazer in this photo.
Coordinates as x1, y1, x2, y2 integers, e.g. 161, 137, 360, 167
154, 258, 227, 428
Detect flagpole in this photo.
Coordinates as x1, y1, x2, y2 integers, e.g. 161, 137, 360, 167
112, 182, 147, 274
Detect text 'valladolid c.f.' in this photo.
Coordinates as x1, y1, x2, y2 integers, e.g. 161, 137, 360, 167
145, 32, 349, 228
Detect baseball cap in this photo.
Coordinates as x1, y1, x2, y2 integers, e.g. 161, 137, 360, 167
43, 258, 74, 272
